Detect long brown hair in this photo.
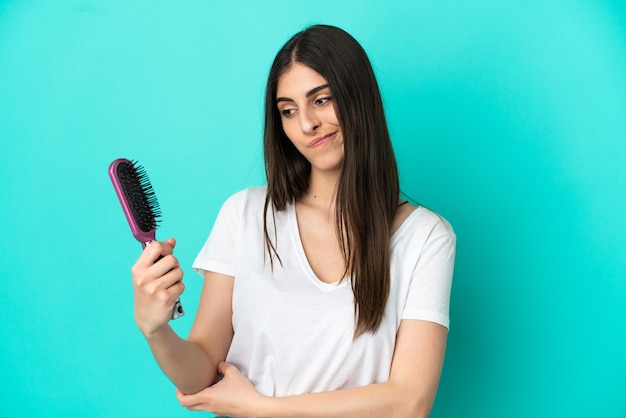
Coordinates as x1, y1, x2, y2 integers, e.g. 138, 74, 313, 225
263, 25, 399, 337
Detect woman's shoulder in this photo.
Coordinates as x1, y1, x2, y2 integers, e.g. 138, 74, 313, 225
395, 204, 455, 240
222, 185, 268, 208
212, 186, 268, 231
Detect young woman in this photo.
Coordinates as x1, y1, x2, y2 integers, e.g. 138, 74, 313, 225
130, 25, 456, 417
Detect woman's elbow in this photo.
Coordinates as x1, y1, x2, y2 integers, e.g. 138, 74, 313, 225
393, 387, 437, 418
400, 400, 433, 418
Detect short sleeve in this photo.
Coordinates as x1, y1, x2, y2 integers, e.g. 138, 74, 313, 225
192, 191, 244, 278
402, 220, 456, 328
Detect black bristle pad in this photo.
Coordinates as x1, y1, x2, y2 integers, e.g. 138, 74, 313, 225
116, 161, 162, 232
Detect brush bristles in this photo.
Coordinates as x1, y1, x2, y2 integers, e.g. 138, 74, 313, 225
117, 160, 162, 233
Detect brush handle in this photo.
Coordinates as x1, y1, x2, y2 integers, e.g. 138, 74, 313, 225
171, 298, 185, 320
143, 240, 185, 320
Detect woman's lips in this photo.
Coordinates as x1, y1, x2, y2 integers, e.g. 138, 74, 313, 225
309, 132, 337, 148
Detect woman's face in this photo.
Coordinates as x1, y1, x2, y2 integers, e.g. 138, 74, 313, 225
276, 63, 344, 175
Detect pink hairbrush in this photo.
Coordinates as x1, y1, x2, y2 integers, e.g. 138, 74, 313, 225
109, 158, 184, 320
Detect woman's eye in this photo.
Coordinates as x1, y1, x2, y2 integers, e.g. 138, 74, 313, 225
314, 96, 332, 106
281, 108, 296, 117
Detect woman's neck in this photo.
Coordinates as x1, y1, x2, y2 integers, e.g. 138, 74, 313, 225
301, 169, 340, 211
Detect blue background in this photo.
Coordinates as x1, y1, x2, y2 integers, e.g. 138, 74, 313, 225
1, 0, 625, 416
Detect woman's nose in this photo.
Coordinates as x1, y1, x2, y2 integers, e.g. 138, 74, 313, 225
299, 107, 320, 133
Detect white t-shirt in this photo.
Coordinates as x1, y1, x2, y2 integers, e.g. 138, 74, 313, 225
192, 186, 455, 397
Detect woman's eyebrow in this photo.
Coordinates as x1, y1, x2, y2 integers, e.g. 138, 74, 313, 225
276, 84, 330, 103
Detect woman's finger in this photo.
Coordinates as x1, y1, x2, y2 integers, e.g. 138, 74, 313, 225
160, 266, 184, 289
176, 388, 206, 409
150, 253, 181, 278
145, 240, 173, 261
217, 361, 234, 376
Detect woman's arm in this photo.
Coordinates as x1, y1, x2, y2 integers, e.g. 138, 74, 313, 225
131, 239, 234, 395
177, 319, 448, 418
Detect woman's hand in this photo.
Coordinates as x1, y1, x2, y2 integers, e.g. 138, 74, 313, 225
130, 237, 185, 337
176, 362, 266, 417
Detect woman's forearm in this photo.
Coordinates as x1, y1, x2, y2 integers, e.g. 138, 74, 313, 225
176, 322, 445, 417
255, 380, 432, 418
144, 325, 217, 395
